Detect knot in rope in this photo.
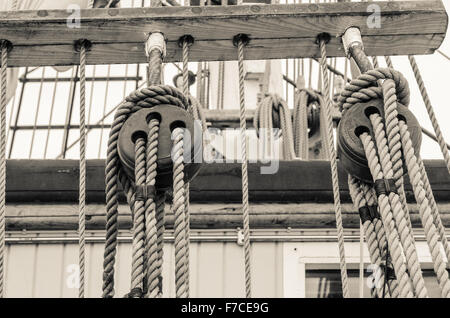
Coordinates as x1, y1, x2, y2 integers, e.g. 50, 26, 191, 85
337, 68, 410, 111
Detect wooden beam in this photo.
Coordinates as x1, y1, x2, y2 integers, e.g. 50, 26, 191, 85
5, 203, 450, 231
5, 160, 450, 203
203, 108, 341, 129
0, 1, 446, 67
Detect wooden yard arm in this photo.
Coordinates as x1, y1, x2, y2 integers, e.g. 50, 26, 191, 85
0, 1, 446, 66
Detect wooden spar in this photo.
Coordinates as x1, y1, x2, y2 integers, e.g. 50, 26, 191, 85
5, 160, 450, 204
0, 1, 447, 67
203, 108, 341, 129
5, 203, 450, 231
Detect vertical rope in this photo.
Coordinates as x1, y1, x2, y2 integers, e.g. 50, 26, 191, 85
237, 36, 252, 298
0, 41, 9, 299
369, 113, 427, 297
360, 132, 414, 298
155, 191, 166, 296
144, 119, 160, 298
131, 138, 146, 293
172, 127, 187, 298
78, 42, 87, 299
318, 37, 349, 298
181, 39, 190, 297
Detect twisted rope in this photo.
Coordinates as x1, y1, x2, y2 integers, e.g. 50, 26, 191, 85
130, 137, 146, 292
293, 85, 311, 159
348, 176, 385, 298
369, 113, 427, 297
319, 38, 349, 298
398, 120, 450, 298
0, 42, 8, 299
155, 191, 166, 295
408, 56, 450, 174
172, 127, 187, 298
102, 85, 189, 297
182, 39, 191, 297
78, 42, 87, 298
360, 132, 414, 298
237, 37, 252, 298
144, 119, 160, 298
254, 94, 295, 160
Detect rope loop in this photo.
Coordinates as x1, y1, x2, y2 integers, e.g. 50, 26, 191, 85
338, 67, 410, 111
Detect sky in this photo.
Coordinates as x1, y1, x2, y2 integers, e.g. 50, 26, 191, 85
3, 0, 450, 160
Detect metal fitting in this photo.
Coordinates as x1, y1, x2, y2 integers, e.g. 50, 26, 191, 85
342, 27, 364, 58
145, 32, 166, 59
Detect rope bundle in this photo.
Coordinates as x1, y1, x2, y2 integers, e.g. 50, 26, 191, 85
254, 94, 295, 160
340, 66, 450, 298
102, 84, 190, 298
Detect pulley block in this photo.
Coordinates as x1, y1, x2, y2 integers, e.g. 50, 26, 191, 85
337, 98, 421, 183
118, 104, 203, 190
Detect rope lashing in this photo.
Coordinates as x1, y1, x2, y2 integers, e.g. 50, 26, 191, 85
75, 39, 92, 299
359, 131, 414, 298
0, 40, 11, 299
369, 112, 427, 297
317, 33, 350, 298
349, 176, 387, 298
233, 33, 252, 298
102, 84, 193, 298
337, 66, 425, 297
253, 94, 295, 160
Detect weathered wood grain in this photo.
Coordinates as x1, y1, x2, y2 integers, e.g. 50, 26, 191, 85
0, 1, 446, 66
5, 202, 450, 230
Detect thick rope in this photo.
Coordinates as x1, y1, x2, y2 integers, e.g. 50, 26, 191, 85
254, 94, 295, 160
78, 42, 87, 299
172, 127, 187, 298
144, 119, 160, 298
360, 132, 414, 298
0, 42, 8, 298
237, 37, 252, 298
398, 120, 450, 298
181, 39, 191, 297
318, 38, 349, 298
369, 113, 427, 297
348, 176, 385, 298
130, 137, 146, 293
293, 84, 310, 159
155, 191, 166, 296
360, 181, 400, 298
408, 56, 450, 174
103, 85, 189, 298
416, 156, 450, 267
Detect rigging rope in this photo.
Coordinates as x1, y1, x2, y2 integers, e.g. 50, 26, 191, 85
408, 56, 450, 174
172, 127, 188, 298
318, 36, 349, 298
236, 34, 252, 298
78, 40, 89, 299
0, 41, 9, 299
